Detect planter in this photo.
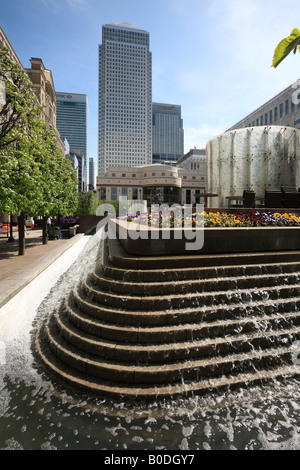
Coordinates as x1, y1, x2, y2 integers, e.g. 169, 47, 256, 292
110, 218, 300, 256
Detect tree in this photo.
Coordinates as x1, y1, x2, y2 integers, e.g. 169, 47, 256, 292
30, 122, 78, 243
272, 28, 300, 68
0, 47, 41, 149
76, 190, 100, 216
0, 47, 78, 254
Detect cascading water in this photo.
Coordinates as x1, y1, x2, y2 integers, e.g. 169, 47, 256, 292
1, 230, 300, 450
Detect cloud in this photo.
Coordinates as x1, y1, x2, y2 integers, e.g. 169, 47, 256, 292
37, 0, 89, 12
66, 0, 88, 10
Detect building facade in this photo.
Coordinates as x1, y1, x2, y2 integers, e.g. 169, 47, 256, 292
25, 58, 65, 153
56, 92, 88, 189
96, 164, 205, 206
177, 148, 206, 174
227, 79, 300, 131
152, 103, 184, 164
89, 157, 95, 190
98, 22, 152, 176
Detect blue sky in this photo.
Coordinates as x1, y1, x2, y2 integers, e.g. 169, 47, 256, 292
1, 0, 300, 170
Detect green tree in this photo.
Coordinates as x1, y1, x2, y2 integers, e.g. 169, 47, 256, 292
32, 123, 78, 244
0, 47, 41, 148
0, 47, 78, 254
76, 190, 100, 216
272, 28, 300, 68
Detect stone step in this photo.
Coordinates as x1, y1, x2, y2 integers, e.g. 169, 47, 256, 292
40, 314, 299, 384
55, 303, 300, 364
83, 275, 300, 312
35, 327, 300, 399
107, 237, 300, 271
65, 293, 300, 345
74, 285, 300, 327
101, 248, 300, 283
91, 269, 300, 296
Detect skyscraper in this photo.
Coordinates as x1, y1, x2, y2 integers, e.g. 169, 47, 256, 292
89, 157, 95, 190
152, 103, 184, 164
98, 22, 152, 176
56, 92, 88, 190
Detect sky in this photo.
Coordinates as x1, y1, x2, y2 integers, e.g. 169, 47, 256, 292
1, 0, 300, 172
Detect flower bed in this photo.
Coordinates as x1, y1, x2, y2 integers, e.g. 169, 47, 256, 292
127, 211, 300, 228
111, 211, 300, 256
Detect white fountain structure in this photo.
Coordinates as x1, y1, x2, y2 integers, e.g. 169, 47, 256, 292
206, 126, 300, 208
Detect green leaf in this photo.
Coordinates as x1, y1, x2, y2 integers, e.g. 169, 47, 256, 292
272, 28, 300, 68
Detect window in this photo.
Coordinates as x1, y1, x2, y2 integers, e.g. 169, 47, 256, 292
285, 100, 289, 115
292, 100, 295, 112
265, 113, 268, 125
186, 189, 191, 204
99, 188, 106, 200
280, 103, 284, 118
111, 188, 117, 201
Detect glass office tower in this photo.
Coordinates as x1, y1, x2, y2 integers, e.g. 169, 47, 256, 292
98, 22, 152, 176
152, 103, 184, 164
56, 92, 88, 189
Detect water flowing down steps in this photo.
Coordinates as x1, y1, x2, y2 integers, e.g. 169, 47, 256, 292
34, 238, 300, 400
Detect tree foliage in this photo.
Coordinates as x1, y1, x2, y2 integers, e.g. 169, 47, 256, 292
0, 46, 78, 254
0, 47, 42, 149
272, 28, 300, 68
76, 191, 100, 216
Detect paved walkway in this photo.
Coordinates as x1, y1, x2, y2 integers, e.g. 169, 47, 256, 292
0, 228, 85, 308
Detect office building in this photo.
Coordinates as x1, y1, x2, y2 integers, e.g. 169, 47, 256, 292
56, 92, 88, 190
98, 22, 152, 176
227, 79, 300, 131
89, 157, 95, 190
152, 103, 184, 164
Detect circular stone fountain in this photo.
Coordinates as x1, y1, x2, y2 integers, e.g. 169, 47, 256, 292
34, 227, 300, 401
1, 231, 300, 449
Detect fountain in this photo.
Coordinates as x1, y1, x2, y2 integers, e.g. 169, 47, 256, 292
1, 227, 300, 449
33, 221, 300, 400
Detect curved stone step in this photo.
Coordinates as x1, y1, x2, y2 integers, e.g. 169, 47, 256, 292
74, 285, 300, 327
38, 314, 298, 385
54, 303, 300, 364
83, 275, 300, 312
65, 293, 300, 345
35, 327, 300, 399
101, 260, 300, 282
55, 303, 300, 365
91, 269, 300, 296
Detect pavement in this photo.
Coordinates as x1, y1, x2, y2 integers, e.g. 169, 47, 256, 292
0, 228, 85, 308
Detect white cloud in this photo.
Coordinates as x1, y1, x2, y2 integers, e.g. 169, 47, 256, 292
66, 0, 88, 10
37, 0, 89, 12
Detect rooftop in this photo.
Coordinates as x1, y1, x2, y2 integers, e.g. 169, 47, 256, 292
105, 22, 148, 33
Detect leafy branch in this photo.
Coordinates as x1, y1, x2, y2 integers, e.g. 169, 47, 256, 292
272, 28, 300, 68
